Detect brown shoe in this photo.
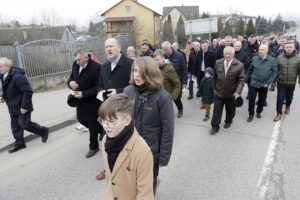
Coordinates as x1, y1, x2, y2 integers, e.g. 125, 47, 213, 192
284, 107, 290, 114
96, 170, 106, 180
85, 149, 98, 158
273, 114, 282, 122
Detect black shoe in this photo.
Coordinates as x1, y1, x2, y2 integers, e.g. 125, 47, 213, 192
269, 87, 275, 91
264, 101, 267, 107
41, 127, 49, 143
210, 128, 219, 135
178, 110, 183, 118
224, 123, 231, 129
187, 96, 193, 100
247, 115, 254, 122
8, 145, 26, 153
256, 113, 262, 119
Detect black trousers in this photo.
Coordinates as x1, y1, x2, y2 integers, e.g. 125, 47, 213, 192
153, 157, 160, 194
211, 95, 236, 130
174, 85, 183, 111
276, 83, 296, 114
248, 86, 268, 115
10, 112, 46, 146
81, 120, 102, 150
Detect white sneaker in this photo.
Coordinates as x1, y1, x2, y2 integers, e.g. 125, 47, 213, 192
75, 124, 89, 132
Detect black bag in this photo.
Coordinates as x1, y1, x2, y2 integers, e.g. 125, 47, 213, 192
67, 94, 81, 107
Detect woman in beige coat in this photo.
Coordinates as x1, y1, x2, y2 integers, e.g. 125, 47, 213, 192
99, 94, 154, 200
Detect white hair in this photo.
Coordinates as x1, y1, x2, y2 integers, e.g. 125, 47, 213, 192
0, 57, 13, 66
223, 46, 235, 54
161, 41, 172, 48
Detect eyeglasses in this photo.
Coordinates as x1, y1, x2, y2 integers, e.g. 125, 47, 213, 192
99, 117, 126, 128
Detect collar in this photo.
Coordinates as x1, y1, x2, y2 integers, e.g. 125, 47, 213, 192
259, 55, 267, 60
109, 53, 122, 65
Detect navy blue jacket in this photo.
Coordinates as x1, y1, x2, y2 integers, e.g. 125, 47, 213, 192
0, 67, 33, 115
165, 50, 188, 85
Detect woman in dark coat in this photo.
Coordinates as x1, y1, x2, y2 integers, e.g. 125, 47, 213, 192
123, 57, 174, 194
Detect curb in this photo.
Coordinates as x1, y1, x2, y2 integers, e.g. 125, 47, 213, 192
0, 116, 77, 153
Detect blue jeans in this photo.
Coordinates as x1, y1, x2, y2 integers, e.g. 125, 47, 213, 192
276, 83, 295, 114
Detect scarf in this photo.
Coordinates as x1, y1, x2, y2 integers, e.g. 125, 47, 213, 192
105, 121, 134, 172
134, 83, 148, 93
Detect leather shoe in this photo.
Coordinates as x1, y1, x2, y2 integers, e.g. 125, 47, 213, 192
85, 149, 98, 158
187, 96, 193, 100
247, 115, 254, 122
177, 110, 183, 118
210, 128, 219, 135
256, 113, 262, 119
273, 114, 282, 122
284, 106, 290, 114
42, 127, 49, 143
8, 145, 26, 153
96, 170, 106, 180
224, 123, 231, 129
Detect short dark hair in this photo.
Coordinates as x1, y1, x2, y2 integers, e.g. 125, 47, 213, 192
98, 94, 133, 120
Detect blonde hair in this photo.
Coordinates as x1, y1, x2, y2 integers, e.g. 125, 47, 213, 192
129, 57, 163, 91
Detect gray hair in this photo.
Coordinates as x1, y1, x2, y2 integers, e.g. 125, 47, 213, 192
223, 46, 235, 54
161, 41, 172, 48
73, 49, 88, 57
105, 38, 121, 48
127, 46, 135, 51
0, 57, 13, 66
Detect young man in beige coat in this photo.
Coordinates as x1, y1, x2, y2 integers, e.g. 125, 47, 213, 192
99, 94, 154, 200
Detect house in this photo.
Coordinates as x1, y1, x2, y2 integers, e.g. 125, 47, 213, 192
161, 5, 199, 41
0, 26, 76, 45
101, 0, 161, 47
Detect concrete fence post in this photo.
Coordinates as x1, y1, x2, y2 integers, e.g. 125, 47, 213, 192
13, 41, 24, 69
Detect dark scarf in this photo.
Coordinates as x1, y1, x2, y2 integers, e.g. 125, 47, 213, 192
105, 121, 134, 172
134, 83, 148, 92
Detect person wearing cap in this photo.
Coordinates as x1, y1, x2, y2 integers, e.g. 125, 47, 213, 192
196, 67, 214, 122
210, 46, 244, 135
245, 44, 277, 122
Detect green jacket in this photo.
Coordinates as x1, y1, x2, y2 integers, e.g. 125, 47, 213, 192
245, 55, 277, 88
196, 77, 214, 104
159, 63, 181, 100
276, 51, 300, 85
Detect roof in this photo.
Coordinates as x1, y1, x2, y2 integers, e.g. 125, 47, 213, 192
101, 0, 160, 17
0, 26, 75, 45
162, 6, 199, 19
104, 16, 135, 22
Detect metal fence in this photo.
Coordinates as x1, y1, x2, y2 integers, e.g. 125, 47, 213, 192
0, 36, 136, 79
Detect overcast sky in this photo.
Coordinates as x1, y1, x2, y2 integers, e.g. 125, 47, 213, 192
1, 0, 300, 27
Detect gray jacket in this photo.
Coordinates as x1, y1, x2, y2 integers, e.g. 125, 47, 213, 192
124, 85, 174, 166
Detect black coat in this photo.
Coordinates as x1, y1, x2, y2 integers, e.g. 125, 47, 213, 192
235, 50, 250, 72
209, 45, 221, 59
165, 50, 188, 85
98, 53, 134, 93
244, 42, 259, 61
68, 59, 101, 123
0, 67, 33, 115
188, 48, 199, 73
194, 50, 216, 76
178, 49, 187, 61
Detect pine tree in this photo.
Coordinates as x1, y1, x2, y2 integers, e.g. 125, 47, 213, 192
175, 16, 186, 47
224, 21, 233, 36
256, 17, 267, 35
245, 18, 256, 36
265, 19, 272, 34
273, 14, 284, 33
235, 18, 245, 36
163, 15, 174, 42
212, 17, 223, 38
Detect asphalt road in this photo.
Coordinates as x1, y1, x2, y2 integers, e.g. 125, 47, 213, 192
1, 83, 299, 200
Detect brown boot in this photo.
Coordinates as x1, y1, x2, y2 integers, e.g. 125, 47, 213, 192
284, 107, 290, 114
273, 114, 282, 122
96, 170, 106, 180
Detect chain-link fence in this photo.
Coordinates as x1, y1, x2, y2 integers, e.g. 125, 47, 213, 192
0, 36, 136, 79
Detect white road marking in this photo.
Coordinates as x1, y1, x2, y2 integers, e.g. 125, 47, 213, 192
254, 121, 282, 199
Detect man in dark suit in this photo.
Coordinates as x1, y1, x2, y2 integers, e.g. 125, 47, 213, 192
68, 49, 102, 158
0, 57, 49, 153
96, 38, 134, 180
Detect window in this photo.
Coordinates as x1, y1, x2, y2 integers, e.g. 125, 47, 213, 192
125, 6, 131, 12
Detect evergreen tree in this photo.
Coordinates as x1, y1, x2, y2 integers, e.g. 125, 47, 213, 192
163, 15, 174, 42
224, 21, 233, 36
256, 17, 267, 35
235, 18, 245, 36
245, 18, 256, 36
265, 19, 273, 34
212, 17, 223, 38
175, 16, 186, 47
201, 12, 210, 19
273, 14, 284, 33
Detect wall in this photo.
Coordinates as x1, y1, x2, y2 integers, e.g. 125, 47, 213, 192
28, 72, 70, 90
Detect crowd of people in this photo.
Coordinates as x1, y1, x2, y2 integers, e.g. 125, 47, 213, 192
0, 32, 300, 199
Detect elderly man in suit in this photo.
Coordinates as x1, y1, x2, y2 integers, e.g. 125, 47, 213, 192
68, 49, 102, 158
0, 57, 49, 153
210, 46, 244, 135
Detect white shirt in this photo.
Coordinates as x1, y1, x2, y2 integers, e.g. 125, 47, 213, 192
79, 63, 88, 74
224, 59, 233, 77
3, 72, 9, 81
109, 54, 122, 72
201, 51, 207, 71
